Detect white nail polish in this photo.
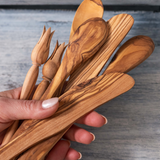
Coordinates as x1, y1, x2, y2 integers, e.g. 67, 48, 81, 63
42, 98, 59, 109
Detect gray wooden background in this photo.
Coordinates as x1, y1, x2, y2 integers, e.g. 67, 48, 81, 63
0, 0, 160, 5
0, 2, 160, 160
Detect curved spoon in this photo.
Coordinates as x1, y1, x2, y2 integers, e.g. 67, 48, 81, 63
104, 35, 155, 74
70, 0, 104, 38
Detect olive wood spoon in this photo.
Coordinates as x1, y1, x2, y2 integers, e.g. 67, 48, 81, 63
0, 73, 135, 160
1, 26, 54, 146
104, 35, 155, 74
70, 0, 104, 38
65, 13, 134, 91
18, 33, 155, 160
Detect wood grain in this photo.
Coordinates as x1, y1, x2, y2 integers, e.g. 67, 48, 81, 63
14, 13, 133, 159
32, 42, 65, 100
70, 0, 104, 38
0, 73, 135, 160
104, 35, 155, 74
65, 13, 134, 91
41, 17, 108, 99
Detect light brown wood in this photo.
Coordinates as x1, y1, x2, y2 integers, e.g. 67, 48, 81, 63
32, 42, 65, 100
104, 35, 155, 74
0, 73, 135, 160
14, 13, 134, 159
1, 26, 54, 146
70, 0, 104, 38
18, 35, 155, 160
65, 13, 134, 91
41, 17, 108, 100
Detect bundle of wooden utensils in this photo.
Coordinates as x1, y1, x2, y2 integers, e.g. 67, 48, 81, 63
0, 0, 155, 159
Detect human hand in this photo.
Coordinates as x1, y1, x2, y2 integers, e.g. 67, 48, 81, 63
0, 87, 107, 160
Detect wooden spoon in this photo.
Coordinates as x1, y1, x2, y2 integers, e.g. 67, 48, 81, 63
70, 0, 104, 38
1, 26, 54, 146
0, 72, 135, 160
65, 13, 134, 91
18, 34, 155, 160
104, 35, 155, 74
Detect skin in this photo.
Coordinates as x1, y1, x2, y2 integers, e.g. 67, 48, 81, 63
0, 87, 107, 160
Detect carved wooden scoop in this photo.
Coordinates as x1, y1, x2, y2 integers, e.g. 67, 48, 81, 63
0, 72, 135, 159
70, 0, 104, 38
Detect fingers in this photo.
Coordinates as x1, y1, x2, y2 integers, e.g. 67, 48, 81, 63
46, 140, 82, 160
46, 140, 70, 160
76, 111, 107, 127
65, 148, 82, 160
64, 125, 95, 144
0, 97, 59, 131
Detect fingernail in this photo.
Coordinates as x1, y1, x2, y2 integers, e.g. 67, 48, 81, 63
42, 98, 59, 109
78, 152, 82, 160
102, 115, 108, 125
66, 140, 71, 147
90, 132, 95, 141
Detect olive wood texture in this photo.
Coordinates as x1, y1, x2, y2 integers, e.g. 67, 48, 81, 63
0, 73, 135, 160
32, 42, 65, 100
18, 34, 155, 160
104, 35, 155, 74
65, 13, 134, 91
15, 13, 134, 159
70, 0, 104, 38
41, 17, 108, 99
7, 17, 108, 152
1, 26, 54, 146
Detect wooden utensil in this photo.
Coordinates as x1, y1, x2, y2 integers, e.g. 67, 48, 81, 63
0, 72, 135, 160
18, 34, 155, 160
65, 13, 134, 91
1, 26, 54, 146
104, 35, 155, 74
41, 17, 108, 99
33, 42, 65, 100
7, 17, 108, 148
70, 0, 104, 38
12, 13, 134, 159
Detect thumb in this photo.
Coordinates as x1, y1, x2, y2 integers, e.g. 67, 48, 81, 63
0, 97, 59, 123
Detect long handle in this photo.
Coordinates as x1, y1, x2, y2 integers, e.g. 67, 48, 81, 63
0, 73, 135, 160
1, 65, 39, 146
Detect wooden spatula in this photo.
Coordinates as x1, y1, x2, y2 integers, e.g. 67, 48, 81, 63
0, 72, 135, 160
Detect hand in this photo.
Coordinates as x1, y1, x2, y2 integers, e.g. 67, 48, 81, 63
0, 87, 107, 160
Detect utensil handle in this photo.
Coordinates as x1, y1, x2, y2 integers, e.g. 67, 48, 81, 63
1, 65, 39, 146
4, 73, 134, 159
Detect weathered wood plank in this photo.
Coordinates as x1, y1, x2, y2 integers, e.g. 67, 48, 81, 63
0, 10, 160, 160
0, 0, 160, 5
